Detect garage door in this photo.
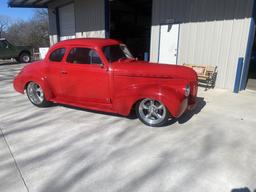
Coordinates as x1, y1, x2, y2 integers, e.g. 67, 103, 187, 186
59, 3, 75, 41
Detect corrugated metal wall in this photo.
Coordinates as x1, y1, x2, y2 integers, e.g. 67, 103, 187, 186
48, 0, 105, 45
48, 0, 72, 35
74, 0, 105, 38
150, 0, 254, 90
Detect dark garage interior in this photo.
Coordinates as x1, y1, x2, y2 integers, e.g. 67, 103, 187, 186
247, 35, 256, 90
108, 0, 152, 60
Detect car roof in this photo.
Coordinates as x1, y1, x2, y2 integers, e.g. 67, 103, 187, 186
54, 38, 121, 48
0, 38, 6, 41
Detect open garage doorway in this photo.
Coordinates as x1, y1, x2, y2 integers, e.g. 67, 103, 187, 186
246, 32, 256, 91
108, 0, 152, 60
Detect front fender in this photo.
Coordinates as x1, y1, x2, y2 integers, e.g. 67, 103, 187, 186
113, 84, 187, 117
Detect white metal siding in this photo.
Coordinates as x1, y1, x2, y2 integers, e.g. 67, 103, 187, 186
48, 0, 105, 45
48, 0, 74, 45
151, 0, 254, 90
49, 35, 58, 45
59, 3, 76, 40
150, 25, 161, 62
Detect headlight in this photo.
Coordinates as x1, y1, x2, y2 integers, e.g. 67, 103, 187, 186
183, 84, 190, 97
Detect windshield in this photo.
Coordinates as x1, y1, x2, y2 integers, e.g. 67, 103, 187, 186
103, 44, 134, 63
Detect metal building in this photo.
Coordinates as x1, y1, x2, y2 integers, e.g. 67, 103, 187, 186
9, 0, 256, 91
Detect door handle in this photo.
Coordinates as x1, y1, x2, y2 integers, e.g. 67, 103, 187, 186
61, 71, 68, 75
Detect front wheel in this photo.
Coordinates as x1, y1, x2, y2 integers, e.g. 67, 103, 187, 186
136, 98, 170, 127
26, 82, 51, 107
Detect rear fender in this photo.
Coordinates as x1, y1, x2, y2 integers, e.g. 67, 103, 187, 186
23, 76, 54, 100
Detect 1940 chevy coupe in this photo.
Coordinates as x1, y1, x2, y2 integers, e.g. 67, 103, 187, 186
13, 38, 198, 127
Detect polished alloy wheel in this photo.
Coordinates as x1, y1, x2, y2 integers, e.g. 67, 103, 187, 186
27, 82, 44, 105
138, 98, 167, 126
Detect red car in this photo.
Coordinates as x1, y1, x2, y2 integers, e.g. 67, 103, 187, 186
13, 38, 198, 127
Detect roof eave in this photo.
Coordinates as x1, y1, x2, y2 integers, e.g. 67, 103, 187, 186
8, 0, 48, 8
9, 4, 48, 8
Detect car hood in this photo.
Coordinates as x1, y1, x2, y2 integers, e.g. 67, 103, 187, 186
15, 45, 33, 51
112, 60, 197, 81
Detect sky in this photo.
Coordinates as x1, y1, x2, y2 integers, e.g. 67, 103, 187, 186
0, 0, 34, 21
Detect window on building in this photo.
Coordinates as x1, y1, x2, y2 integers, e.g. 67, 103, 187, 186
49, 48, 66, 62
66, 48, 102, 64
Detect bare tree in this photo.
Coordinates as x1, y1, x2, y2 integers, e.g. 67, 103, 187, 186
31, 9, 50, 46
0, 15, 11, 38
5, 9, 49, 48
33, 8, 48, 21
6, 20, 28, 45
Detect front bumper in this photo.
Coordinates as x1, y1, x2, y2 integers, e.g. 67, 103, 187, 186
176, 92, 198, 118
176, 98, 189, 118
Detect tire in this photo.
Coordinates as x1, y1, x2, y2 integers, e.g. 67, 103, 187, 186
136, 98, 170, 127
15, 57, 20, 63
26, 82, 51, 107
19, 52, 31, 63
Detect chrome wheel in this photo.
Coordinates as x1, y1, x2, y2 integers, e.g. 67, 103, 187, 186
27, 82, 44, 105
23, 55, 30, 63
138, 98, 168, 126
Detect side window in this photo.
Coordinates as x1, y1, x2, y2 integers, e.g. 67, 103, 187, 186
0, 41, 8, 49
66, 48, 102, 64
89, 50, 102, 64
49, 48, 66, 62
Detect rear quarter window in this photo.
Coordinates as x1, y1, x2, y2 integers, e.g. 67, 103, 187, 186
49, 48, 66, 62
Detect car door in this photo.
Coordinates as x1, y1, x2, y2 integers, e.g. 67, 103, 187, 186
4, 41, 17, 58
0, 40, 9, 58
60, 47, 111, 104
46, 47, 67, 97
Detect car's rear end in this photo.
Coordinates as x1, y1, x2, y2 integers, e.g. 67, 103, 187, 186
13, 65, 28, 94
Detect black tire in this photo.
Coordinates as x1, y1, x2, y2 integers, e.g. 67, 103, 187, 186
15, 57, 20, 63
26, 82, 51, 107
136, 98, 170, 127
19, 52, 31, 63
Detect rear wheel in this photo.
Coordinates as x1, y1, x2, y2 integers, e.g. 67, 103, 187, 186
26, 82, 51, 107
136, 98, 170, 127
19, 52, 31, 63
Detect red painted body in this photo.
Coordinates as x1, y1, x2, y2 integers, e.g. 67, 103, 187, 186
13, 38, 198, 118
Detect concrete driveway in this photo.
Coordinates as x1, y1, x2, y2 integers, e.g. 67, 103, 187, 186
0, 62, 256, 192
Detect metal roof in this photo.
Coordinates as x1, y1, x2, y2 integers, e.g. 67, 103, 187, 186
8, 0, 52, 8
